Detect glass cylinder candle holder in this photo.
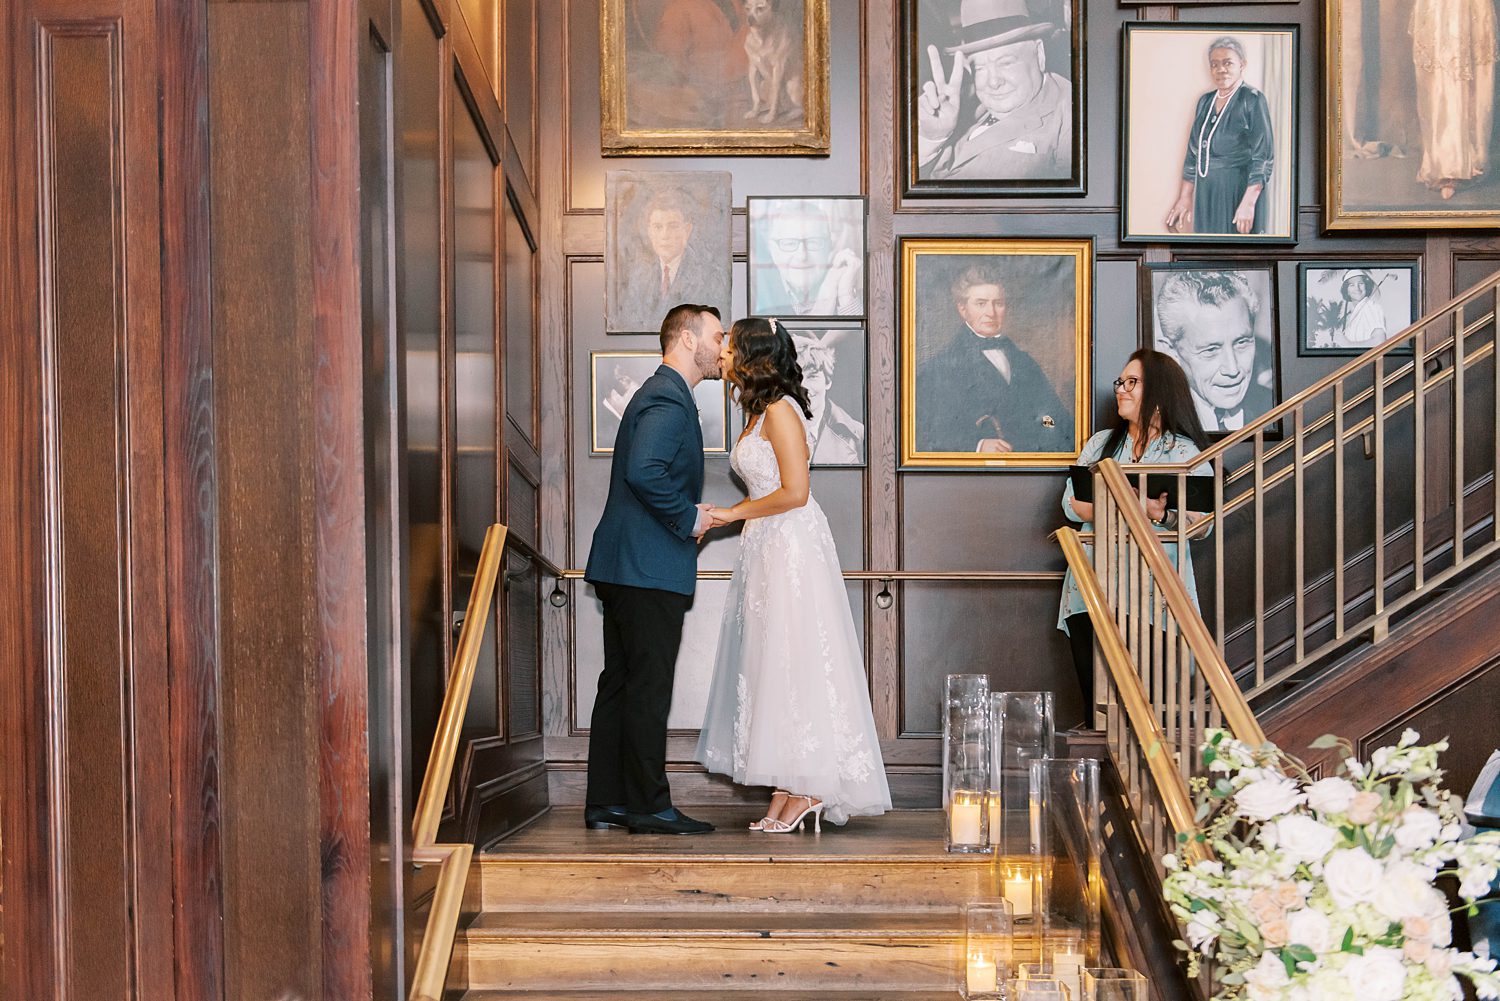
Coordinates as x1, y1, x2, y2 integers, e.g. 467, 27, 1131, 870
1082, 968, 1149, 1001
1009, 977, 1072, 1000
998, 861, 1039, 925
989, 692, 1055, 853
1029, 758, 1102, 965
961, 900, 1012, 1000
944, 674, 991, 852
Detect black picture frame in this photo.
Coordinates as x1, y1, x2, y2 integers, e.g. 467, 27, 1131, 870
1140, 261, 1283, 440
784, 323, 868, 468
747, 196, 868, 320
1297, 261, 1421, 358
1121, 22, 1300, 246
899, 0, 1085, 199
590, 350, 729, 455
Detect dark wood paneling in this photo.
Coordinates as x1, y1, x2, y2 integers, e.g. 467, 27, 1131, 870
503, 0, 536, 186
309, 0, 376, 994
45, 28, 134, 998
207, 6, 322, 998
506, 558, 542, 738
157, 0, 229, 993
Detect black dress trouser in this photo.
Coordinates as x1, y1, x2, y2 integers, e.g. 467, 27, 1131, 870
1065, 612, 1096, 715
586, 581, 691, 814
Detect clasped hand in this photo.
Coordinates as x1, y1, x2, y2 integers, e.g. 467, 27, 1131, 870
693, 502, 741, 540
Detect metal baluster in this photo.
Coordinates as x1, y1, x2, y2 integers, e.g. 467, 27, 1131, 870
1454, 307, 1466, 565
1254, 429, 1266, 688
1214, 454, 1225, 651
1414, 328, 1426, 592
1374, 353, 1386, 624
1335, 379, 1346, 639
1294, 405, 1305, 662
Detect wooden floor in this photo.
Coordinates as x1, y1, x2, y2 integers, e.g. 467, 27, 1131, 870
482, 807, 972, 861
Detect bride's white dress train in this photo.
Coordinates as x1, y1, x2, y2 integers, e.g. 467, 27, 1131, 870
695, 404, 891, 825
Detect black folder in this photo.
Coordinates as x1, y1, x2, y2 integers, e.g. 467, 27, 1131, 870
1068, 466, 1215, 511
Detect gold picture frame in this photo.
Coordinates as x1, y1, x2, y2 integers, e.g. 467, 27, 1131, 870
1324, 0, 1500, 229
900, 238, 1092, 470
600, 0, 830, 156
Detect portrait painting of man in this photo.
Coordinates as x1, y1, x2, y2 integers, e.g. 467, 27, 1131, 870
1122, 23, 1298, 244
788, 327, 865, 466
600, 0, 830, 155
605, 171, 732, 334
1325, 0, 1500, 228
748, 197, 865, 318
591, 350, 728, 454
901, 238, 1091, 469
903, 0, 1083, 197
1298, 262, 1420, 357
1146, 265, 1280, 437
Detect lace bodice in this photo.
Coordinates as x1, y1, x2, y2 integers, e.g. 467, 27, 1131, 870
730, 402, 816, 500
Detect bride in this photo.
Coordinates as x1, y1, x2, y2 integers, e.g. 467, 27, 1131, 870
695, 317, 891, 832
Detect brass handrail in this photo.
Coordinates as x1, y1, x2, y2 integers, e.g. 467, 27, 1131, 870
1056, 527, 1209, 864
409, 523, 507, 1001
1095, 461, 1267, 747
557, 568, 1066, 581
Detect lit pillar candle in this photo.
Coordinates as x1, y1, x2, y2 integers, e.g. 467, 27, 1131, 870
987, 794, 1002, 846
1002, 867, 1033, 916
950, 793, 984, 845
967, 954, 998, 994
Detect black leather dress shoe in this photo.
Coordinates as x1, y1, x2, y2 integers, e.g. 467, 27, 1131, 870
625, 808, 715, 835
583, 805, 629, 830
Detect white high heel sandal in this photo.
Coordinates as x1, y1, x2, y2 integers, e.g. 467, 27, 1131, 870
764, 795, 824, 834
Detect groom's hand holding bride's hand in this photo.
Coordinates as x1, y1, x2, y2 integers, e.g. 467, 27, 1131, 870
692, 503, 714, 541
708, 505, 741, 529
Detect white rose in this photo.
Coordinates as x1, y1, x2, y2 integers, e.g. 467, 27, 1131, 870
1460, 862, 1498, 900
1244, 951, 1292, 1000
1273, 815, 1338, 864
1324, 848, 1383, 908
1394, 807, 1444, 852
1343, 948, 1407, 1001
1286, 907, 1333, 953
1306, 777, 1357, 815
1374, 860, 1446, 922
1236, 775, 1305, 822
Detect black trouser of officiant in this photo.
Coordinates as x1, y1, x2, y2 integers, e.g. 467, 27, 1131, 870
1065, 613, 1097, 713
586, 581, 691, 815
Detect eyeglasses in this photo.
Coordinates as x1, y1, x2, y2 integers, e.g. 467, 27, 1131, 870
1112, 376, 1140, 392
772, 237, 831, 253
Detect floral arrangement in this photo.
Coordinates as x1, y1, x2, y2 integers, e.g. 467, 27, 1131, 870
1161, 729, 1500, 1001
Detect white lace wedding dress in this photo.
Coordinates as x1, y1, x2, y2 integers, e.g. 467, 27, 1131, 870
694, 402, 891, 825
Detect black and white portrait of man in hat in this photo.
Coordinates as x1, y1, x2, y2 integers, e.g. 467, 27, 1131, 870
914, 0, 1076, 185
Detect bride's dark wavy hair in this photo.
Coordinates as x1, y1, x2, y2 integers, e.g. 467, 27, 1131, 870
729, 317, 814, 419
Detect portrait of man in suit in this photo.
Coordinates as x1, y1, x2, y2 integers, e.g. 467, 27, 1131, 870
911, 0, 1079, 191
1151, 267, 1279, 435
606, 171, 732, 333
912, 261, 1077, 459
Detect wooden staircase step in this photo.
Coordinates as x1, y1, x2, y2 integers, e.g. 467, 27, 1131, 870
477, 856, 998, 913
460, 992, 963, 1000
455, 910, 965, 992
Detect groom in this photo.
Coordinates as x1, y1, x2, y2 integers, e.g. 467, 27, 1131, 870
583, 303, 725, 835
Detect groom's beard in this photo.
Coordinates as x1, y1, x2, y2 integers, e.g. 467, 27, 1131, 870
695, 342, 722, 380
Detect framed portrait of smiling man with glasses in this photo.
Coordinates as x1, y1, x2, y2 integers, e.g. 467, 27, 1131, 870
747, 196, 866, 319
1143, 263, 1282, 440
901, 0, 1084, 198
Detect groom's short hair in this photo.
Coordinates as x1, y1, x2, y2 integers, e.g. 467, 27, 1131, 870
659, 303, 721, 354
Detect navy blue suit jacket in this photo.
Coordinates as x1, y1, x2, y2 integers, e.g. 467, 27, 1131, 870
585, 365, 705, 596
